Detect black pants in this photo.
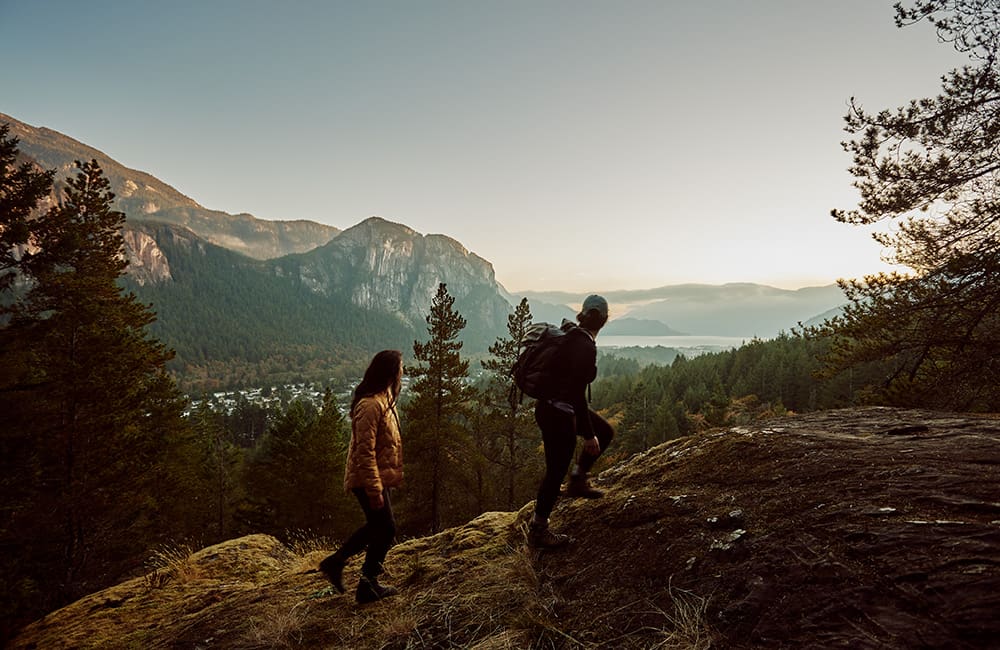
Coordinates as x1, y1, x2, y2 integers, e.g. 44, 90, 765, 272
329, 487, 396, 578
534, 401, 615, 520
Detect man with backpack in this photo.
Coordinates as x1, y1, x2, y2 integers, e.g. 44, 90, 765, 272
526, 294, 616, 549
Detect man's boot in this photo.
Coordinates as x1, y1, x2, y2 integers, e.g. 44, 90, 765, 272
356, 575, 398, 604
319, 555, 345, 593
565, 473, 604, 499
527, 520, 570, 549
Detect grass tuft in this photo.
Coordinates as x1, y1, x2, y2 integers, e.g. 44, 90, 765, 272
144, 542, 200, 584
247, 601, 310, 648
651, 583, 714, 650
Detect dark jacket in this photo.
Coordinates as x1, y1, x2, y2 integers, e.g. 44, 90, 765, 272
549, 319, 598, 439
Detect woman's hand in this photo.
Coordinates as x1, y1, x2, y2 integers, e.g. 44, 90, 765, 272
368, 491, 385, 510
583, 436, 601, 456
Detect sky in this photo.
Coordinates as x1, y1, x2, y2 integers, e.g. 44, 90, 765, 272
0, 1, 970, 293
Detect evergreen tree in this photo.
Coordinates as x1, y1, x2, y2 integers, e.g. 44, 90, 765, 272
478, 297, 542, 511
226, 393, 272, 447
0, 157, 189, 628
0, 124, 59, 637
816, 1, 1000, 409
618, 381, 656, 454
0, 124, 54, 294
239, 394, 351, 539
190, 402, 243, 540
403, 283, 473, 533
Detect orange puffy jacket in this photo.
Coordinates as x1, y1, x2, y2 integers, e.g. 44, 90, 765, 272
343, 391, 403, 497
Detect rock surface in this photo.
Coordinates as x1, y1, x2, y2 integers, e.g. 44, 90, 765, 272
11, 407, 1000, 649
546, 406, 1000, 648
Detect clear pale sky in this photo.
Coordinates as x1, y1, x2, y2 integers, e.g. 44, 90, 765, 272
0, 1, 968, 293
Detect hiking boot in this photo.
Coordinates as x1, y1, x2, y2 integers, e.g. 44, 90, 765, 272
527, 522, 570, 549
356, 575, 398, 604
319, 555, 346, 593
565, 474, 604, 499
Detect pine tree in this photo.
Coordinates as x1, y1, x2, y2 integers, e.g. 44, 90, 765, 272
619, 381, 656, 454
190, 402, 243, 540
816, 1, 1000, 409
478, 297, 541, 510
239, 393, 351, 539
1, 157, 189, 625
403, 283, 473, 533
0, 124, 54, 294
0, 123, 59, 635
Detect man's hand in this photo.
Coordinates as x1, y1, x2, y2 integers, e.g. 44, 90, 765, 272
368, 491, 385, 510
583, 436, 601, 456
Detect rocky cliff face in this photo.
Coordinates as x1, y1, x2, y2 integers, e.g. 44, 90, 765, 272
122, 221, 217, 286
2, 112, 339, 260
119, 217, 512, 353
121, 227, 172, 286
276, 216, 511, 342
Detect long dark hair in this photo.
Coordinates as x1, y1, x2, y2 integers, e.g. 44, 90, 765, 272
351, 349, 403, 416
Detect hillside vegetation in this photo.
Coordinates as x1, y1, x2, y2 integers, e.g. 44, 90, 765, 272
12, 407, 1000, 649
122, 222, 414, 392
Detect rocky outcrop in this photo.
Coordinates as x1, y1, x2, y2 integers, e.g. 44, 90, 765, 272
11, 407, 1000, 649
122, 227, 171, 286
276, 216, 511, 343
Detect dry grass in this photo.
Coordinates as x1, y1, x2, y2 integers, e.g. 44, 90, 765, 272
354, 510, 566, 649
285, 529, 332, 556
144, 541, 200, 585
284, 529, 337, 575
246, 600, 311, 648
141, 568, 172, 590
651, 584, 714, 650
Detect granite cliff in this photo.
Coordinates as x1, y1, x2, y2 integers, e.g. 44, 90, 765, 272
272, 216, 511, 343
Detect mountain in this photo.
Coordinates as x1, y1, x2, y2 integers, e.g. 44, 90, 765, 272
521, 284, 847, 338
801, 305, 845, 329
271, 216, 512, 348
3, 113, 513, 389
123, 219, 511, 390
504, 292, 577, 324
1, 112, 339, 259
625, 284, 847, 337
11, 407, 1000, 648
122, 221, 416, 390
602, 317, 686, 336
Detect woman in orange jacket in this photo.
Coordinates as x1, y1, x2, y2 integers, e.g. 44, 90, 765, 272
320, 349, 404, 603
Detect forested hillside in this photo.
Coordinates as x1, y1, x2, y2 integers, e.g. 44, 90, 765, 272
123, 222, 414, 391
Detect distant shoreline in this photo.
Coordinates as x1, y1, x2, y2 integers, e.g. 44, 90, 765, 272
596, 334, 754, 350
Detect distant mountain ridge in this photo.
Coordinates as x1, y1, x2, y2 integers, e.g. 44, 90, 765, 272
602, 317, 686, 336
1, 112, 339, 259
2, 111, 850, 389
519, 284, 847, 337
